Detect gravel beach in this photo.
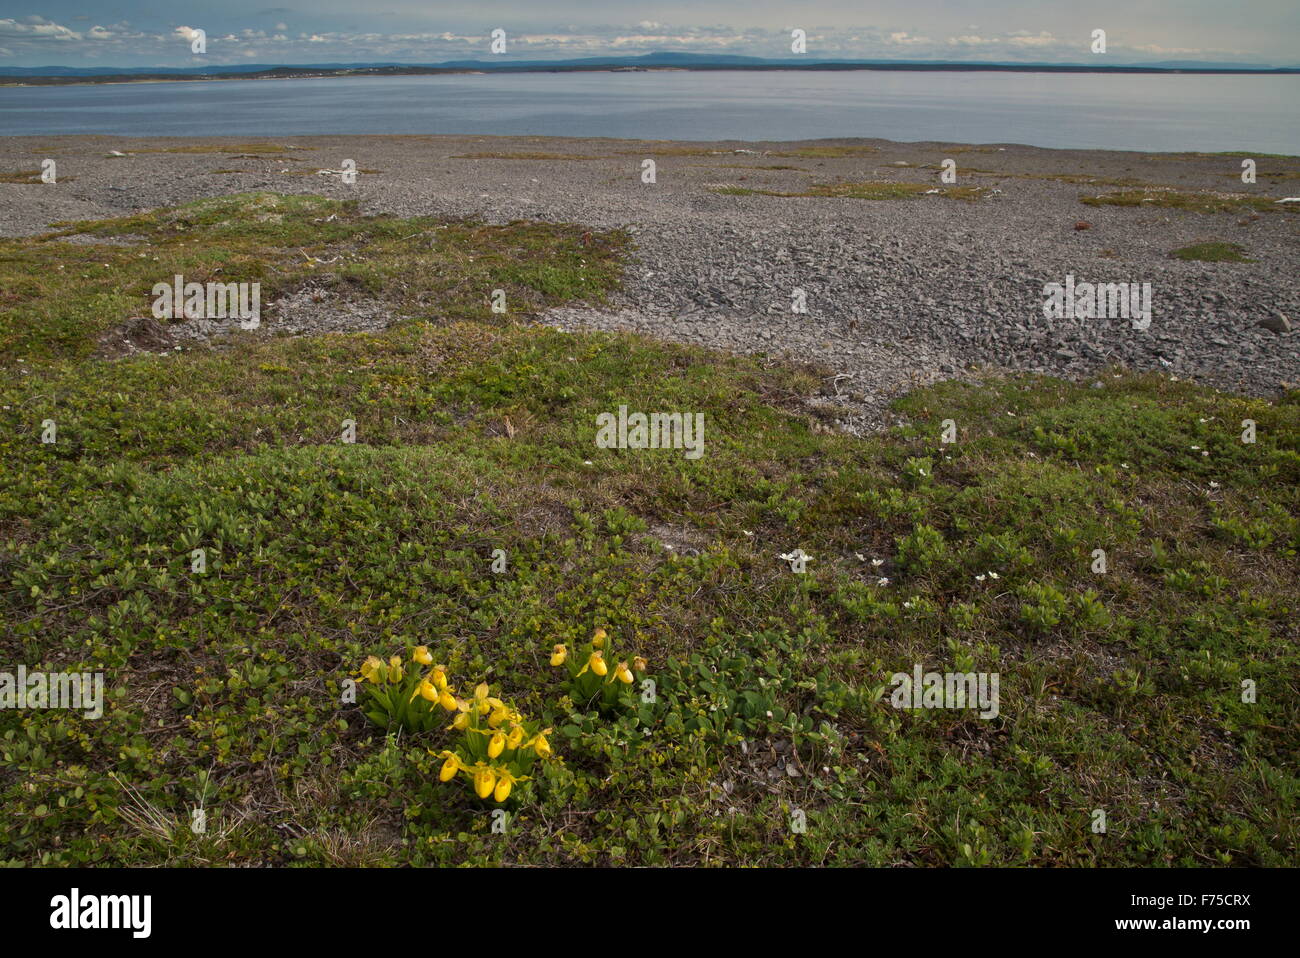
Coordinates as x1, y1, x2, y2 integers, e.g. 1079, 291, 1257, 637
3, 134, 1297, 428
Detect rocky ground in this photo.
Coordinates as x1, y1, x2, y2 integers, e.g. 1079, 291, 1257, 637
2, 134, 1297, 429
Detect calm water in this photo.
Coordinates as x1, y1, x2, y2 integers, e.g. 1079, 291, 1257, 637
2, 71, 1297, 153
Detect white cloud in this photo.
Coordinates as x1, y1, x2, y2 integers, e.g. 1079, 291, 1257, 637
0, 16, 1256, 68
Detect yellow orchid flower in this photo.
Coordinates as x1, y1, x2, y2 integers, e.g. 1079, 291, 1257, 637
534, 732, 553, 759
439, 690, 459, 712
413, 678, 438, 703
592, 627, 607, 649
550, 644, 568, 667
431, 668, 449, 690
493, 771, 514, 803
359, 656, 384, 683
473, 683, 492, 715
488, 705, 510, 728
576, 651, 606, 678
413, 646, 433, 666
524, 729, 553, 758
438, 752, 465, 782
633, 656, 648, 673
473, 765, 496, 800
450, 712, 469, 731
614, 660, 634, 685
505, 725, 524, 750
488, 731, 506, 759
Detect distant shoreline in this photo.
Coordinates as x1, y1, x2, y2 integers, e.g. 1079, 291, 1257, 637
5, 61, 1300, 87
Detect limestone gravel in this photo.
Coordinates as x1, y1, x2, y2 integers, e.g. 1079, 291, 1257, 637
3, 134, 1297, 430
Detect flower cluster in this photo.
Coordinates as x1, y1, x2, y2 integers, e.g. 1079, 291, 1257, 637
356, 646, 455, 733
434, 681, 552, 804
550, 627, 647, 711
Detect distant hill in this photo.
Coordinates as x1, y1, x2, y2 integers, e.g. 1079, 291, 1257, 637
2, 52, 1297, 81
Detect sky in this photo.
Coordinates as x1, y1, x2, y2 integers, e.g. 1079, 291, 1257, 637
1, 2, 1297, 68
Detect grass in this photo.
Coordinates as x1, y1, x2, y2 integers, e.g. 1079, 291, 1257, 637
0, 192, 626, 364
808, 181, 989, 201
451, 152, 600, 161
0, 170, 75, 184
769, 146, 879, 159
693, 164, 809, 171
1171, 242, 1256, 263
1197, 151, 1299, 160
1080, 189, 1295, 214
1, 195, 1297, 868
711, 182, 990, 202
135, 144, 298, 155
614, 146, 877, 160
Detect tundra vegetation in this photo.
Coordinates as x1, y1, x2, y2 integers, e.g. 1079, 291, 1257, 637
0, 193, 1296, 866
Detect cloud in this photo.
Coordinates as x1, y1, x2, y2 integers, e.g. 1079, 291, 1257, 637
1006, 32, 1059, 48
0, 16, 80, 39
0, 15, 1268, 68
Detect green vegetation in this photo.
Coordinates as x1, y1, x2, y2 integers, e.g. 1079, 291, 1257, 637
694, 164, 808, 171
1199, 151, 1299, 160
769, 146, 879, 158
451, 152, 601, 161
1171, 241, 1256, 263
809, 181, 989, 201
1081, 188, 1294, 214
711, 181, 990, 201
918, 165, 1153, 188
137, 143, 298, 155
712, 185, 769, 196
1, 195, 1296, 867
0, 192, 626, 364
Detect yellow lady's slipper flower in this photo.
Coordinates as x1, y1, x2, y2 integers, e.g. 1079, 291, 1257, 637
506, 725, 524, 750
473, 683, 492, 715
439, 752, 463, 782
633, 656, 648, 673
359, 656, 384, 683
413, 646, 433, 666
474, 765, 496, 800
451, 712, 469, 731
388, 662, 403, 682
431, 668, 448, 690
439, 690, 459, 712
488, 732, 506, 759
493, 772, 513, 803
550, 644, 568, 667
488, 706, 510, 728
614, 661, 634, 685
389, 655, 402, 668
415, 679, 438, 702
577, 651, 606, 678
592, 627, 607, 649
533, 731, 553, 759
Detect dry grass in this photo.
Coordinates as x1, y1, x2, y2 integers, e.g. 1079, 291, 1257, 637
1081, 188, 1294, 214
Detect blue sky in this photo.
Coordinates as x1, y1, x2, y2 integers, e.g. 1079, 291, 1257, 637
2, 2, 1297, 67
